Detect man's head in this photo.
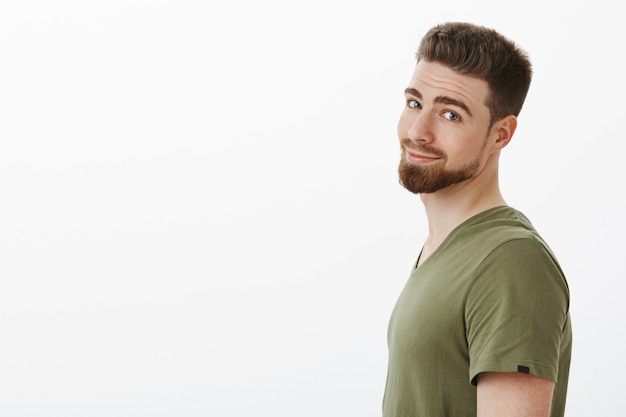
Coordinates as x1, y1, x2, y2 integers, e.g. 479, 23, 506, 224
398, 22, 531, 195
416, 22, 532, 127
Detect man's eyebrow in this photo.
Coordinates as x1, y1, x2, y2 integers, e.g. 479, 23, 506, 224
404, 87, 472, 117
404, 87, 422, 99
434, 96, 472, 116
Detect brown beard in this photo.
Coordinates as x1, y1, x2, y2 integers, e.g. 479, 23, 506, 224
398, 145, 481, 194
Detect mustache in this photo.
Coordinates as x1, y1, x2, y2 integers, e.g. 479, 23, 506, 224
399, 139, 445, 158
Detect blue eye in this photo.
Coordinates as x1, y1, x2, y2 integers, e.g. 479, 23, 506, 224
408, 100, 421, 109
443, 111, 459, 121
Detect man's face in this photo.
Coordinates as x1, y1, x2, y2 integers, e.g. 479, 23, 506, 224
397, 60, 495, 194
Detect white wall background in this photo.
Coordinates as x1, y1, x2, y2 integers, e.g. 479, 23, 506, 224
0, 1, 623, 416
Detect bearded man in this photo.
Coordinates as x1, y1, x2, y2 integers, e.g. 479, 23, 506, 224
383, 22, 572, 417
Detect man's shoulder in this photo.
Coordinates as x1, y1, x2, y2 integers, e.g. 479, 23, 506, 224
458, 206, 539, 244
444, 205, 563, 270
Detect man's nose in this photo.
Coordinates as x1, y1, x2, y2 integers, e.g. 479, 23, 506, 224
405, 112, 434, 144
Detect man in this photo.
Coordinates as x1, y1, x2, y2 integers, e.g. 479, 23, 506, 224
383, 22, 572, 417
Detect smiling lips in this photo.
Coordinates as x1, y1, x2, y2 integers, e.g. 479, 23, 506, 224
404, 147, 442, 164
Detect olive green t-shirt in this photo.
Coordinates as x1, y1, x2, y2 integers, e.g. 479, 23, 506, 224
383, 206, 572, 417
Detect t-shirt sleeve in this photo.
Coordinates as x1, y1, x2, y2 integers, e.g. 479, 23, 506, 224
465, 237, 570, 385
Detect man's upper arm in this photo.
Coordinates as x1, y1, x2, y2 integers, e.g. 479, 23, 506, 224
476, 371, 555, 417
466, 238, 570, 384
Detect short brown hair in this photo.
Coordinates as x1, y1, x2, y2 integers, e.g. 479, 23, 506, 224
416, 22, 532, 125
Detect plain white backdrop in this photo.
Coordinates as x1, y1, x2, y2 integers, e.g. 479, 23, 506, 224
0, 1, 623, 416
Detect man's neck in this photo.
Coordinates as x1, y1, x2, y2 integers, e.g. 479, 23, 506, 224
416, 176, 506, 267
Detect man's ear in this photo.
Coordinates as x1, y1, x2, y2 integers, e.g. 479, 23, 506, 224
492, 115, 517, 151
